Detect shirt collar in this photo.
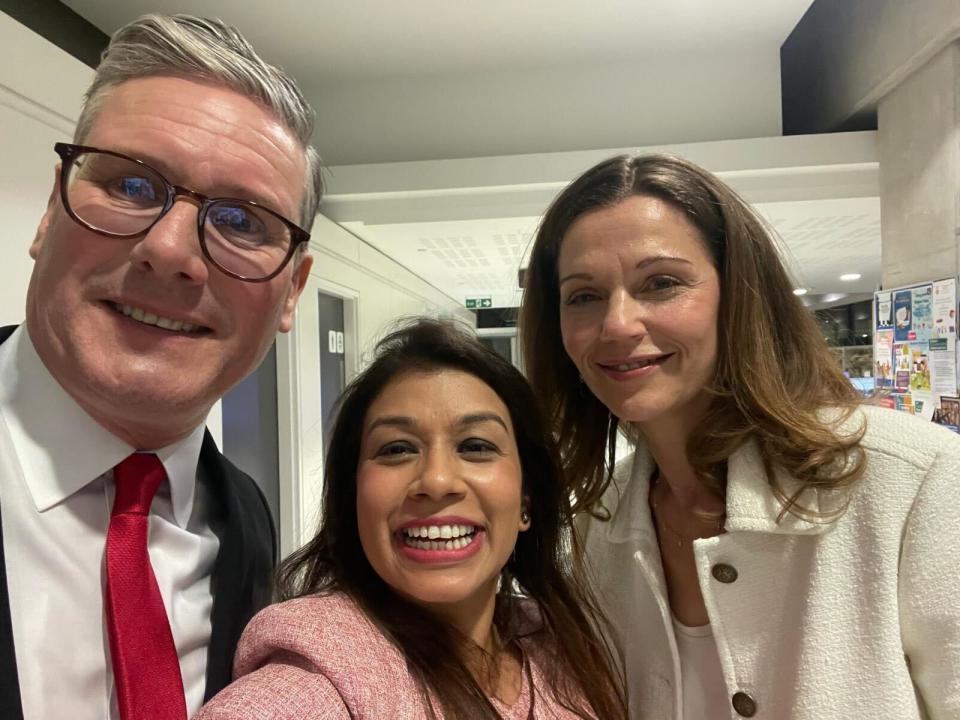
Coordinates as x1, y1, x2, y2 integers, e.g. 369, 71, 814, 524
0, 325, 205, 527
602, 433, 852, 543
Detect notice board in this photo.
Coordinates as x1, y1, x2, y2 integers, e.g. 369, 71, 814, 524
874, 278, 959, 430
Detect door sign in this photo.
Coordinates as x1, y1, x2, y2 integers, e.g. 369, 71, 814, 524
327, 330, 345, 354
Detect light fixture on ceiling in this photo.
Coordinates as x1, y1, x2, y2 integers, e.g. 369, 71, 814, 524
839, 273, 862, 282
793, 288, 808, 296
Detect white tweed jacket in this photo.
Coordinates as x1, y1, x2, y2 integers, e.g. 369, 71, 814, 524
580, 404, 960, 720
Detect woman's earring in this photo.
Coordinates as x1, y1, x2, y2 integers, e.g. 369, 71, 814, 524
521, 510, 531, 525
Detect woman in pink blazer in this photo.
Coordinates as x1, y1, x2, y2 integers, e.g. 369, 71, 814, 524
197, 318, 627, 719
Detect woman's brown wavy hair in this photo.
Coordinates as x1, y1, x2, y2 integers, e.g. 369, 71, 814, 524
519, 154, 865, 520
276, 318, 627, 719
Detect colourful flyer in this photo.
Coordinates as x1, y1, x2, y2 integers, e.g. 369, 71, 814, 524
894, 343, 911, 390
932, 279, 957, 338
876, 292, 892, 330
874, 329, 894, 389
894, 290, 913, 342
911, 286, 933, 342
910, 344, 931, 392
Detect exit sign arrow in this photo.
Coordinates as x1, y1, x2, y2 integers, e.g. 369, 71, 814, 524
465, 297, 493, 309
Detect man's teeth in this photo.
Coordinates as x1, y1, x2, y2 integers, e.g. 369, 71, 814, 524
614, 358, 658, 371
402, 524, 479, 551
115, 303, 199, 333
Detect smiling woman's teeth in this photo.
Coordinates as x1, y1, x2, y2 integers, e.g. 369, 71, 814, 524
614, 358, 656, 371
402, 524, 478, 551
113, 302, 199, 333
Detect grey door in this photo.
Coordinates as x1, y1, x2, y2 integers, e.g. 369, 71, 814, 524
221, 345, 280, 528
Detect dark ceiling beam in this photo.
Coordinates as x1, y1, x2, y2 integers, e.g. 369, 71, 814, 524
1, 0, 107, 69
781, 0, 960, 135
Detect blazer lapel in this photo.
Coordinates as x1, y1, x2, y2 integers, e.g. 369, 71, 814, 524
200, 432, 275, 701
0, 510, 24, 720
0, 326, 24, 718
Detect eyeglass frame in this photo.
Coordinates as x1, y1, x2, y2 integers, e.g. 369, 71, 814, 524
53, 142, 311, 282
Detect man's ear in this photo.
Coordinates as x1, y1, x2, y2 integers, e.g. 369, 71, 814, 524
278, 251, 313, 333
29, 164, 61, 260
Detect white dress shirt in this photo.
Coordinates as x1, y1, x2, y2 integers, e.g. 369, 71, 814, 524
0, 326, 219, 719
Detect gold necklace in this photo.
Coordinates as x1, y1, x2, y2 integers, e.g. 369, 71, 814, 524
649, 471, 725, 549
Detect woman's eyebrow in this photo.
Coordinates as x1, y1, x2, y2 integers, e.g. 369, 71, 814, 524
559, 255, 694, 287
457, 412, 508, 432
365, 415, 415, 436
635, 254, 694, 269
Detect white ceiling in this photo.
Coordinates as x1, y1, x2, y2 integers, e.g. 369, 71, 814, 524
64, 0, 814, 78
60, 1, 884, 308
329, 132, 881, 306
343, 196, 880, 309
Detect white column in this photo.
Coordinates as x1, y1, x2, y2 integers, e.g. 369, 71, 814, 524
878, 41, 960, 287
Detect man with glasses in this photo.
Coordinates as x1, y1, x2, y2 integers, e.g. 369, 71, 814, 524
0, 14, 321, 720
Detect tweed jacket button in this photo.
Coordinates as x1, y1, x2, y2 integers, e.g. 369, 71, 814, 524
712, 563, 738, 583
732, 691, 757, 717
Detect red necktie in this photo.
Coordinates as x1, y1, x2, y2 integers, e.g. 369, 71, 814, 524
105, 453, 187, 720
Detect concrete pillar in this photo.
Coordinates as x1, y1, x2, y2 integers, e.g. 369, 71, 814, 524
878, 41, 960, 288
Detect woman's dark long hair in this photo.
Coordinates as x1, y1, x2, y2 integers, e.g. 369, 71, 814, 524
276, 317, 627, 720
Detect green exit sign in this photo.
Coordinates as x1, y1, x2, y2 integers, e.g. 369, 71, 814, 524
465, 297, 493, 309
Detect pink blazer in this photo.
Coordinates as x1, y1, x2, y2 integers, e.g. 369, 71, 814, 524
195, 592, 595, 719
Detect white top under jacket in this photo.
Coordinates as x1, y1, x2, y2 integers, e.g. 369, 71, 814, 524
672, 616, 729, 719
580, 403, 960, 720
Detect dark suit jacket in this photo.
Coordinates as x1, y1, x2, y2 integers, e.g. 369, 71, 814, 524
0, 325, 276, 719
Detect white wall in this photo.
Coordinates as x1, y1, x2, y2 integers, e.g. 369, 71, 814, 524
277, 213, 471, 555
307, 50, 783, 165
311, 213, 473, 349
0, 12, 92, 327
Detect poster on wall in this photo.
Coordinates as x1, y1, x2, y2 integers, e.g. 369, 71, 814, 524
911, 285, 933, 342
893, 343, 911, 390
876, 292, 893, 330
874, 329, 894, 388
893, 290, 913, 342
876, 278, 959, 430
933, 279, 957, 337
934, 396, 960, 431
910, 344, 931, 391
930, 337, 958, 397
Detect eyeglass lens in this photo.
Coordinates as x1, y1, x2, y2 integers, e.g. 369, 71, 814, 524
63, 150, 294, 279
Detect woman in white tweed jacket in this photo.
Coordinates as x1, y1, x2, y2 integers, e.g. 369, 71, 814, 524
519, 153, 960, 719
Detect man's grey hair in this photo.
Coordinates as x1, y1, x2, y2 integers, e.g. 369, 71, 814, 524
75, 14, 323, 229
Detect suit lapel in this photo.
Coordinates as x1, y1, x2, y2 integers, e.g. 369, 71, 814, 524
199, 432, 275, 701
0, 509, 24, 720
0, 326, 24, 718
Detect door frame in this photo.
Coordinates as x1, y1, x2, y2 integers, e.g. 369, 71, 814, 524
276, 272, 360, 557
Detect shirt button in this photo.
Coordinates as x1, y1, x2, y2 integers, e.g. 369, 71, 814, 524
732, 691, 757, 717
712, 563, 738, 583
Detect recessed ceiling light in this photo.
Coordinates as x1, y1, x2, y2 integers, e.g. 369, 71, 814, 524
793, 288, 808, 296
839, 273, 861, 282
